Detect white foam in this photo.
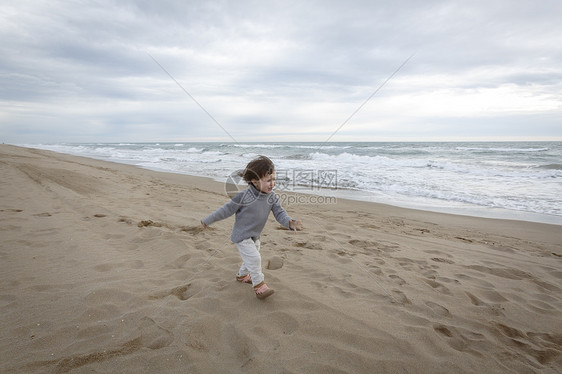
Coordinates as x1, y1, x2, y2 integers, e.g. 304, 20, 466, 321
20, 142, 562, 220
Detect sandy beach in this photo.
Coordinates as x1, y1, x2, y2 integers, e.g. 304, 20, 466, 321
1, 144, 560, 373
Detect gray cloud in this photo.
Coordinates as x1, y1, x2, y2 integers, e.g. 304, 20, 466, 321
1, 0, 561, 143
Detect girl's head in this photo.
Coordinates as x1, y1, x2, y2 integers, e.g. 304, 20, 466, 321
241, 155, 276, 194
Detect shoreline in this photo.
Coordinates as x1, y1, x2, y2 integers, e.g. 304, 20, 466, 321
5, 144, 562, 234
1, 144, 561, 373
18, 143, 562, 226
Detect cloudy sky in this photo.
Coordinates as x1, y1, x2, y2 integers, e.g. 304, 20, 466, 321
1, 0, 561, 143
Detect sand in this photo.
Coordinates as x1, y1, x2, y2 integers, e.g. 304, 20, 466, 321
0, 144, 560, 373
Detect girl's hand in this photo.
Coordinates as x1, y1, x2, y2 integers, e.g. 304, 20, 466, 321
200, 221, 207, 230
290, 219, 303, 231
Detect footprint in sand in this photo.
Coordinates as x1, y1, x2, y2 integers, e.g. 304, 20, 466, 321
391, 289, 411, 304
465, 292, 505, 316
170, 284, 192, 300
266, 256, 283, 270
367, 264, 383, 275
388, 274, 406, 286
431, 257, 455, 264
163, 254, 191, 270
138, 316, 174, 350
433, 324, 486, 354
348, 239, 377, 249
150, 283, 199, 301
180, 225, 205, 234
424, 301, 451, 318
396, 257, 416, 271
492, 322, 560, 365
422, 278, 452, 295
293, 241, 321, 250
532, 279, 561, 292
255, 311, 299, 336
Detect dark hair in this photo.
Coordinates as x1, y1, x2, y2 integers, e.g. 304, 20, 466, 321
240, 155, 275, 183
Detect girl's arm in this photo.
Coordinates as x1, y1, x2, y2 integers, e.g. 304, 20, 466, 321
201, 198, 239, 227
271, 193, 302, 231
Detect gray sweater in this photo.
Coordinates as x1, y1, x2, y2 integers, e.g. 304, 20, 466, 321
201, 184, 292, 243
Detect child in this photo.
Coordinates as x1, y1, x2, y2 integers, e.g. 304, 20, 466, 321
201, 155, 303, 300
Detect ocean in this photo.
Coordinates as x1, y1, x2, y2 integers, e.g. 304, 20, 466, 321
22, 142, 562, 225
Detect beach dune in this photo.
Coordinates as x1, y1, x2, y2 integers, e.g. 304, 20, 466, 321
1, 144, 560, 373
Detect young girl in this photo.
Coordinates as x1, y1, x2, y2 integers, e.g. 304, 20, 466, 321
201, 155, 303, 300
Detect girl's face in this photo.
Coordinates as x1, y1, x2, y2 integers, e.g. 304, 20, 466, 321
252, 172, 276, 194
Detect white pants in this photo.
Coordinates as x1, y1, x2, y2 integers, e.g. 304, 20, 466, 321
235, 237, 263, 286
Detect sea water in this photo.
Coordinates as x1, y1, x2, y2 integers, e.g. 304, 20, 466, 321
23, 142, 562, 225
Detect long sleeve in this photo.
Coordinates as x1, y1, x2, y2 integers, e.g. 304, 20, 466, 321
201, 198, 240, 227
202, 186, 293, 243
270, 193, 292, 229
